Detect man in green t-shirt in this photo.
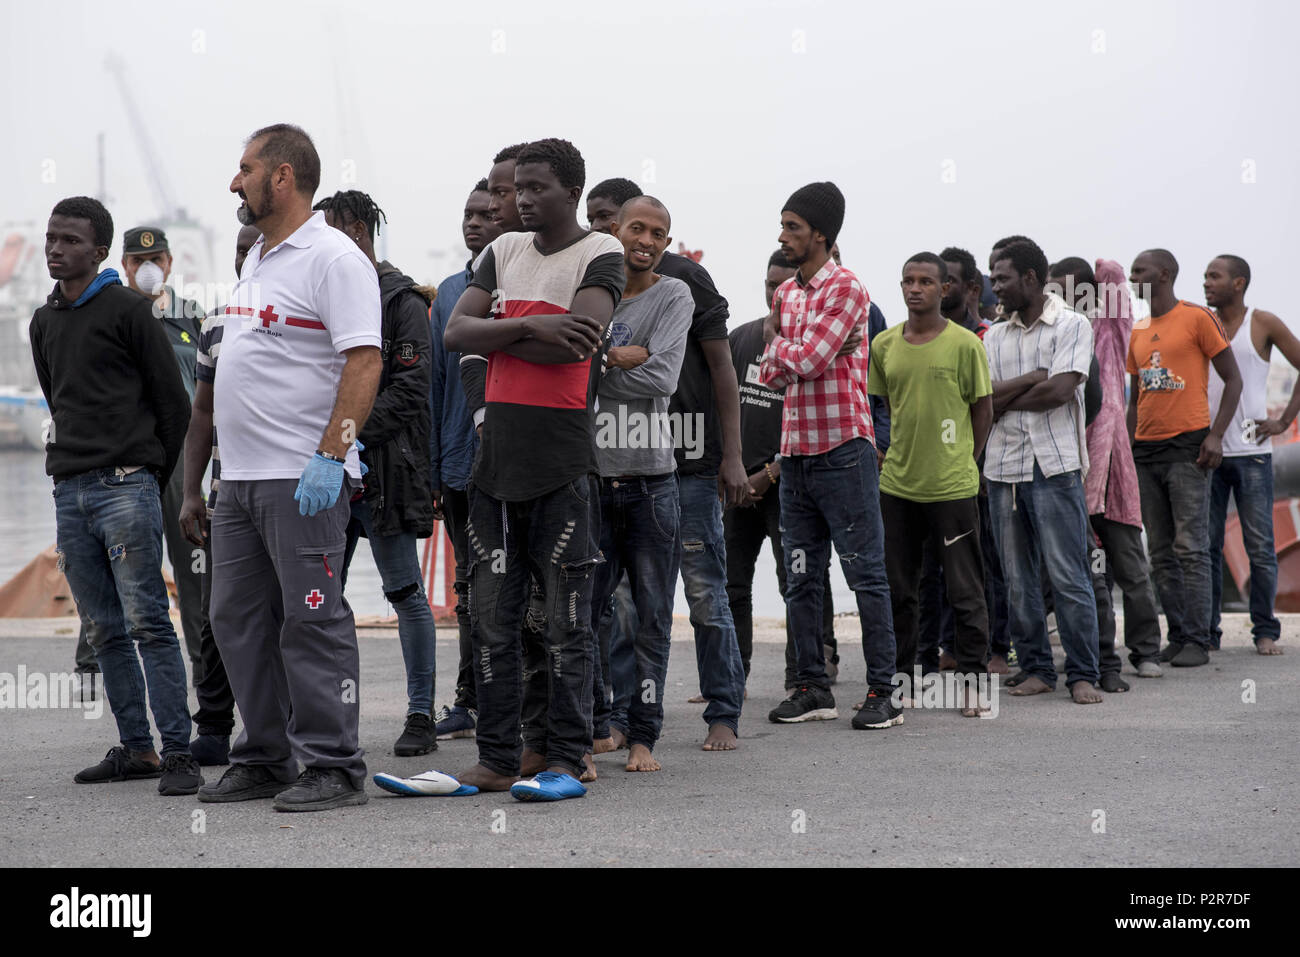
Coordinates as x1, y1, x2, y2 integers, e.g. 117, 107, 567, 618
868, 253, 993, 713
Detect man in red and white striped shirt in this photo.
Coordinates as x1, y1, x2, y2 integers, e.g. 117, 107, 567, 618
758, 182, 901, 730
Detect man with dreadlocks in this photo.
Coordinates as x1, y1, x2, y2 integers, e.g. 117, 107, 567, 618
314, 189, 439, 756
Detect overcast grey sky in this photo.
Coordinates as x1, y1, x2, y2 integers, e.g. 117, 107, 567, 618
4, 0, 1297, 327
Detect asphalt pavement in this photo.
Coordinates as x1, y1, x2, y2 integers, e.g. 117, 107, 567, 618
1, 614, 1295, 867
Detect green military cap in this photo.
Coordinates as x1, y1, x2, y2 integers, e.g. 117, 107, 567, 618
123, 226, 169, 255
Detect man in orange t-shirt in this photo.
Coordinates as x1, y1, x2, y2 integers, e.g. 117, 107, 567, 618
1126, 249, 1241, 669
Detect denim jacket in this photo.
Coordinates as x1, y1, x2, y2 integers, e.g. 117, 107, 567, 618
429, 264, 478, 491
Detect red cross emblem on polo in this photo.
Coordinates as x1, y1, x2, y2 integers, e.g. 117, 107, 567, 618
256, 302, 326, 330
305, 589, 325, 610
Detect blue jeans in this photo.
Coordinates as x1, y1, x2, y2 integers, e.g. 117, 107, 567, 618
342, 501, 437, 715
988, 464, 1100, 687
590, 475, 681, 750
676, 473, 745, 732
779, 438, 897, 693
54, 469, 192, 756
1136, 459, 1213, 649
600, 576, 638, 735
1210, 454, 1280, 647
723, 487, 836, 685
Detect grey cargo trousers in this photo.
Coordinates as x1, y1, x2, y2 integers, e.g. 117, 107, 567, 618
209, 478, 365, 788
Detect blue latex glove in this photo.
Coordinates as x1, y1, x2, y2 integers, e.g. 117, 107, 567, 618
355, 439, 369, 478
294, 452, 345, 516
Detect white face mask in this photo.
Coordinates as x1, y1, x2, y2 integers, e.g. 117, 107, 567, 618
135, 260, 165, 296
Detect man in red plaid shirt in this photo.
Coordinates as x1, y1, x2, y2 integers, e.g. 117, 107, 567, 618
758, 182, 901, 730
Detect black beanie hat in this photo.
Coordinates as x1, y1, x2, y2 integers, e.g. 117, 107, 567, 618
783, 181, 845, 250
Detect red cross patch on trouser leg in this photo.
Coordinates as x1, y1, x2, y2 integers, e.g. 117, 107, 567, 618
293, 546, 340, 622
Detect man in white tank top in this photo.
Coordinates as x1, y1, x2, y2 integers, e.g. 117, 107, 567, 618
1204, 255, 1300, 656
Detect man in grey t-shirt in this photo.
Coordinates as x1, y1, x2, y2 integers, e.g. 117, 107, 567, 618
590, 196, 692, 772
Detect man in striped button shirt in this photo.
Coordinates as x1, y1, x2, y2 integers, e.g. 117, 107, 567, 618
758, 182, 900, 731
985, 238, 1103, 705
177, 223, 259, 766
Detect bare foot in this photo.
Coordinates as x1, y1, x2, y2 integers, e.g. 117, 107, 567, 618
625, 743, 661, 772
939, 651, 958, 671
1257, 638, 1284, 656
701, 723, 738, 751
580, 754, 597, 783
961, 686, 990, 717
687, 692, 706, 704
610, 727, 628, 750
1007, 675, 1053, 696
592, 736, 616, 755
1070, 680, 1104, 704
519, 748, 546, 776
988, 654, 1010, 675
458, 763, 518, 791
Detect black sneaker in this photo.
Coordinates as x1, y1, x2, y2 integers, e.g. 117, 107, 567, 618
768, 685, 838, 723
394, 712, 436, 757
851, 692, 904, 730
158, 753, 204, 795
198, 763, 294, 803
273, 768, 368, 812
189, 734, 230, 766
1171, 643, 1210, 668
1159, 641, 1185, 663
74, 746, 161, 784
433, 704, 477, 740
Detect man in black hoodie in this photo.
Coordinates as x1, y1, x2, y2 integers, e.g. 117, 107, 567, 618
30, 196, 201, 795
315, 190, 438, 756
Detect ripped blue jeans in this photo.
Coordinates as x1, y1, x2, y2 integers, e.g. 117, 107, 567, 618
675, 473, 746, 731
54, 469, 192, 756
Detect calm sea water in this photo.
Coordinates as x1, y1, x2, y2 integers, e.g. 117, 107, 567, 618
0, 449, 846, 621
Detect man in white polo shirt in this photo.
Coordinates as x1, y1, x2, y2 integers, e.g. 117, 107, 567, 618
197, 124, 382, 812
